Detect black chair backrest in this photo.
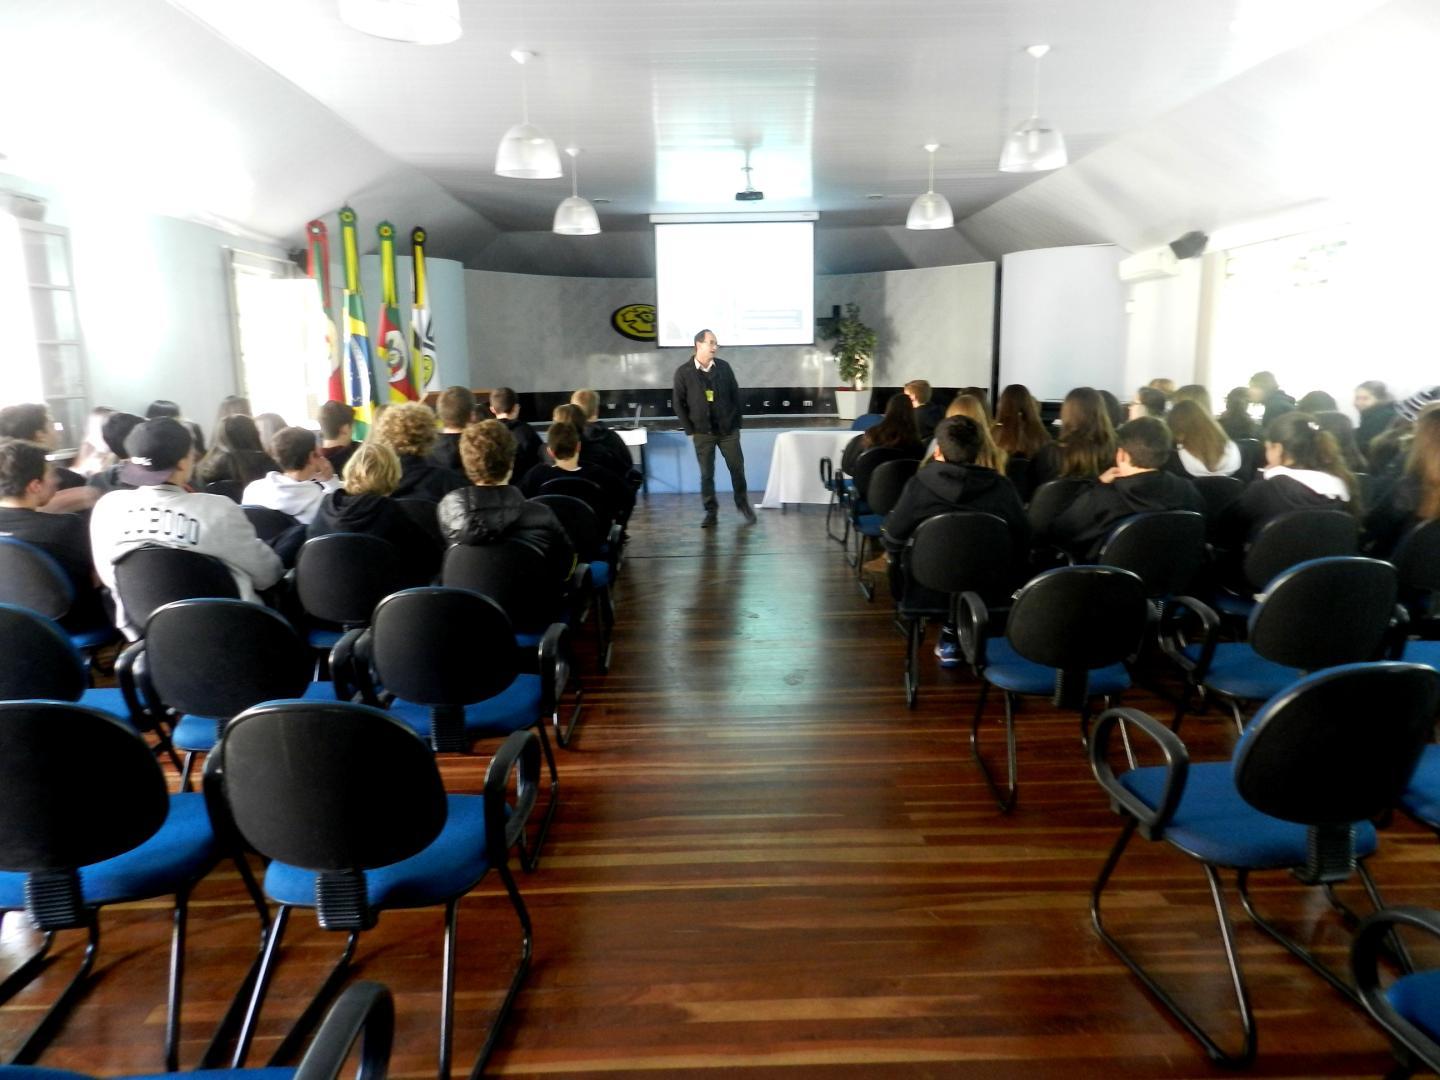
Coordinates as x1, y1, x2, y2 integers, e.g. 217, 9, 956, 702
1244, 508, 1358, 592
1097, 511, 1207, 598
0, 536, 74, 620
370, 587, 519, 706
1005, 456, 1034, 500
1234, 438, 1263, 482
1191, 475, 1245, 523
1248, 557, 1398, 671
113, 545, 240, 634
296, 534, 404, 628
0, 701, 168, 873
1006, 565, 1149, 701
242, 505, 300, 543
866, 458, 919, 516
145, 599, 313, 720
203, 480, 243, 503
538, 475, 613, 530
1235, 662, 1440, 827
442, 540, 560, 635
213, 699, 446, 872
0, 603, 86, 702
907, 512, 1012, 602
1026, 478, 1089, 532
850, 446, 919, 503
533, 493, 604, 561
392, 498, 443, 544
1393, 518, 1440, 597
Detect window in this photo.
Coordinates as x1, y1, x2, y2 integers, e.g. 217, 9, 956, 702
228, 249, 331, 426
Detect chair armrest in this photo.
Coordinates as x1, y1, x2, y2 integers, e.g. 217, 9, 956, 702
1387, 603, 1412, 660
1089, 707, 1190, 839
1352, 905, 1440, 1071
484, 730, 541, 859
293, 981, 395, 1080
819, 456, 833, 487
115, 639, 154, 730
1157, 595, 1220, 678
570, 562, 592, 595
958, 591, 989, 670
536, 622, 569, 717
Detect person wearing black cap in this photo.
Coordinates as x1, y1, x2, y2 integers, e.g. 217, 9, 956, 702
89, 417, 283, 638
672, 328, 754, 527
87, 411, 145, 496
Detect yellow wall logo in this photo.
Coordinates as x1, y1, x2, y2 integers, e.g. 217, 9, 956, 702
611, 303, 656, 342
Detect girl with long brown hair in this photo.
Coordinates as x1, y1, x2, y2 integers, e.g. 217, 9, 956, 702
1364, 404, 1440, 557
991, 383, 1050, 457
942, 393, 1007, 473
1166, 399, 1241, 477
1031, 387, 1116, 485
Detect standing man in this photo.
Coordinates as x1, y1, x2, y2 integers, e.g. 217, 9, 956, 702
673, 329, 755, 527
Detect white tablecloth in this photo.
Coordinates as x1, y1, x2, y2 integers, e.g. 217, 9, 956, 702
759, 430, 857, 509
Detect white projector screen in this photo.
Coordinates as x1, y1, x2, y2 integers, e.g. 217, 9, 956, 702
655, 222, 815, 347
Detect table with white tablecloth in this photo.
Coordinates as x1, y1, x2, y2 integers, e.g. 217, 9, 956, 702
758, 429, 858, 509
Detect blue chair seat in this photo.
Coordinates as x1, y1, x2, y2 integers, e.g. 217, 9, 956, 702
1403, 640, 1440, 671
1400, 744, 1440, 828
77, 687, 138, 729
387, 673, 543, 740
589, 560, 612, 589
1121, 762, 1378, 868
515, 631, 544, 648
982, 639, 1130, 697
307, 627, 344, 650
265, 794, 489, 910
68, 625, 118, 651
1384, 968, 1440, 1043
1184, 642, 1301, 701
856, 514, 883, 537
173, 682, 337, 752
0, 793, 215, 910
1214, 593, 1257, 620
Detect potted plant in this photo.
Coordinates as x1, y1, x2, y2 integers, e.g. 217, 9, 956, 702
820, 302, 877, 420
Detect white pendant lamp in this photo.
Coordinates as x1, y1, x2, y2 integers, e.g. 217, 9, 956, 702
495, 50, 562, 179
553, 147, 601, 235
337, 0, 461, 44
999, 44, 1068, 173
906, 143, 954, 230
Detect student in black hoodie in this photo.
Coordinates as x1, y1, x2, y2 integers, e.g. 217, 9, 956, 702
1248, 370, 1296, 426
86, 411, 144, 496
429, 386, 475, 472
307, 441, 442, 587
372, 401, 467, 503
1048, 416, 1204, 561
438, 420, 573, 584
488, 387, 543, 481
879, 415, 1029, 666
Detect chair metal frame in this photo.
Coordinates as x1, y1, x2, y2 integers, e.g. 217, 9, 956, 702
1353, 906, 1440, 1079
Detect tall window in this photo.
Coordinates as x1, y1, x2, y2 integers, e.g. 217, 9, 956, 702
229, 249, 331, 426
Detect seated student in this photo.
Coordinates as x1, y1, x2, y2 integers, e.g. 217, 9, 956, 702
552, 403, 635, 519
1031, 387, 1117, 486
521, 419, 630, 531
309, 440, 442, 587
1165, 399, 1242, 478
904, 380, 946, 443
430, 386, 474, 472
1220, 411, 1359, 547
1297, 390, 1339, 415
841, 393, 923, 474
1354, 380, 1399, 454
488, 387, 543, 481
86, 411, 145, 496
1248, 371, 1296, 426
70, 406, 115, 477
0, 438, 107, 631
0, 403, 87, 496
317, 400, 360, 475
877, 415, 1029, 667
195, 414, 277, 490
1364, 403, 1440, 558
1217, 386, 1259, 441
1047, 416, 1204, 562
371, 402, 466, 502
254, 412, 287, 456
1127, 386, 1168, 420
936, 393, 1006, 473
992, 383, 1051, 500
438, 420, 574, 585
89, 418, 283, 638
570, 388, 634, 477
145, 399, 206, 457
241, 426, 341, 525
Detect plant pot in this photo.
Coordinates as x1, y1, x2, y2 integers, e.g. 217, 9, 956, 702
834, 389, 864, 421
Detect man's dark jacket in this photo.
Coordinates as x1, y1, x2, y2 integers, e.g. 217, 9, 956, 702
673, 358, 742, 436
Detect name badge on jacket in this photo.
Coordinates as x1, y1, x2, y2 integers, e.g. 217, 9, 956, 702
705, 389, 715, 402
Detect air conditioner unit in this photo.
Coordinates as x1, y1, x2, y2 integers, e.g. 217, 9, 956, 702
1117, 247, 1180, 283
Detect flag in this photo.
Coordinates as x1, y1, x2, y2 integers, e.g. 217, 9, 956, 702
305, 219, 342, 403
377, 221, 417, 402
339, 206, 375, 438
411, 226, 440, 395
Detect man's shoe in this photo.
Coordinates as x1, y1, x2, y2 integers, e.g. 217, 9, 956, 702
701, 512, 718, 528
934, 640, 960, 668
739, 503, 758, 524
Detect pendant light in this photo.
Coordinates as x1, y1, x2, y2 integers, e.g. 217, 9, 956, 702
998, 44, 1068, 173
337, 0, 461, 44
905, 143, 954, 230
494, 50, 562, 179
553, 147, 601, 235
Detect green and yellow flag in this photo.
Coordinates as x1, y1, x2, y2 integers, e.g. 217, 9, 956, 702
339, 206, 375, 437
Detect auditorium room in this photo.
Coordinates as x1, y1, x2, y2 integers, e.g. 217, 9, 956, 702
4, 0, 1440, 1076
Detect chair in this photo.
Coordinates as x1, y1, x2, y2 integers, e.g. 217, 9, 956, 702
0, 537, 117, 658
294, 533, 405, 654
1353, 907, 1440, 1078
1162, 557, 1399, 735
851, 456, 919, 601
961, 565, 1149, 812
1234, 437, 1263, 482
818, 454, 853, 545
533, 493, 616, 672
1093, 510, 1207, 601
124, 599, 335, 789
112, 546, 240, 636
347, 587, 562, 867
1089, 662, 1440, 1067
896, 512, 1011, 708
0, 701, 268, 1070
1215, 508, 1358, 623
850, 412, 883, 432
1026, 477, 1089, 537
208, 700, 537, 1079
443, 540, 583, 746
240, 505, 299, 544
1392, 518, 1440, 638
1190, 475, 1245, 539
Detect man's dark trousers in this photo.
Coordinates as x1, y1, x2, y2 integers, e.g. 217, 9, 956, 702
692, 432, 749, 513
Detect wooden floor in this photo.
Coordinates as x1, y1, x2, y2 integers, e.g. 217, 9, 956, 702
3, 493, 1438, 1078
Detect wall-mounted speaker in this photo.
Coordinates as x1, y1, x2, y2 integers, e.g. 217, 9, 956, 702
1168, 231, 1208, 260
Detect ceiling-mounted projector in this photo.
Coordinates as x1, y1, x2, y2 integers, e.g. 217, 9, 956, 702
735, 153, 763, 201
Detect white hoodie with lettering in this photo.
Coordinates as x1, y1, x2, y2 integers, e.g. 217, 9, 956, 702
90, 483, 285, 638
